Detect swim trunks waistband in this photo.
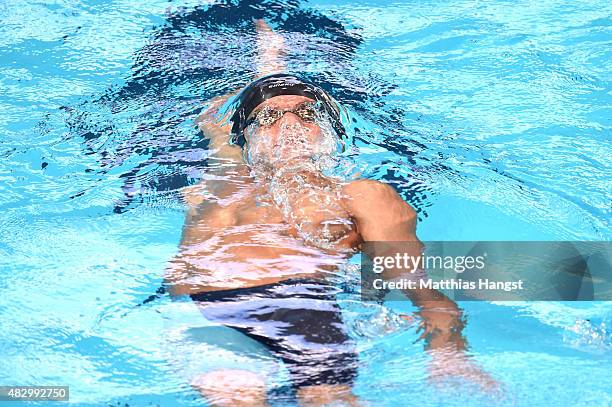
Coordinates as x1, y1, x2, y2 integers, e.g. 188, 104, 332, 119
190, 278, 357, 389
189, 278, 332, 302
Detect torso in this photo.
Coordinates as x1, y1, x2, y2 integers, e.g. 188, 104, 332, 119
168, 164, 362, 294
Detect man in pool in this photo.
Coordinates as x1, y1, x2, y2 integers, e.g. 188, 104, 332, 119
165, 20, 496, 406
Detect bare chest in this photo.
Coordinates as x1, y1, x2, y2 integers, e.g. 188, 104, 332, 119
192, 180, 361, 251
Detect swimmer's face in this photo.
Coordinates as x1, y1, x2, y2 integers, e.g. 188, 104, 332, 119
243, 95, 339, 166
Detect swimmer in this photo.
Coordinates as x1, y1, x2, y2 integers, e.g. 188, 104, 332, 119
165, 19, 497, 406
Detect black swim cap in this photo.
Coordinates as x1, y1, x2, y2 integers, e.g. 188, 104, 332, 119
229, 74, 345, 147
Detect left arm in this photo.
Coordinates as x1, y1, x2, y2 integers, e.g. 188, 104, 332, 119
343, 179, 499, 391
342, 179, 465, 351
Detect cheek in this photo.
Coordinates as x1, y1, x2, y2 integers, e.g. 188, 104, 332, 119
246, 127, 277, 155
305, 125, 323, 141
268, 127, 282, 145
248, 128, 267, 145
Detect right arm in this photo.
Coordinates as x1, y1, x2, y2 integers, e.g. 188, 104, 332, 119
167, 19, 287, 295
193, 19, 287, 163
182, 18, 287, 207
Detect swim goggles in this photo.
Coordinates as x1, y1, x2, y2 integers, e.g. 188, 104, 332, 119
245, 101, 322, 129
229, 74, 346, 146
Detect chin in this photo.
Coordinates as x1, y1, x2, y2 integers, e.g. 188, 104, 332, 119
273, 148, 312, 161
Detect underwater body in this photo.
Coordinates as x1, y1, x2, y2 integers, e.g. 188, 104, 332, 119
1, 0, 611, 405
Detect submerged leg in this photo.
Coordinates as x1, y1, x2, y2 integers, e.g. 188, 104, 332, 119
297, 384, 361, 406
191, 369, 268, 407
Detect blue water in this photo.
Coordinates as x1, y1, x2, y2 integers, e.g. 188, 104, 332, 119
1, 0, 611, 406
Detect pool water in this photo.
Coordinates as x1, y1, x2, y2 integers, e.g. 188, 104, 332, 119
1, 0, 611, 406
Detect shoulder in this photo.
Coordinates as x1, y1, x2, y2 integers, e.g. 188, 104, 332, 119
342, 179, 400, 200
341, 179, 416, 219
341, 179, 418, 241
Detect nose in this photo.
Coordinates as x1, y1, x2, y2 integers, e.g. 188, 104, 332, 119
277, 111, 302, 126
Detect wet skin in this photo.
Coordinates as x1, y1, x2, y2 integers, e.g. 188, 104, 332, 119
165, 96, 417, 293
165, 94, 425, 406
164, 19, 499, 406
